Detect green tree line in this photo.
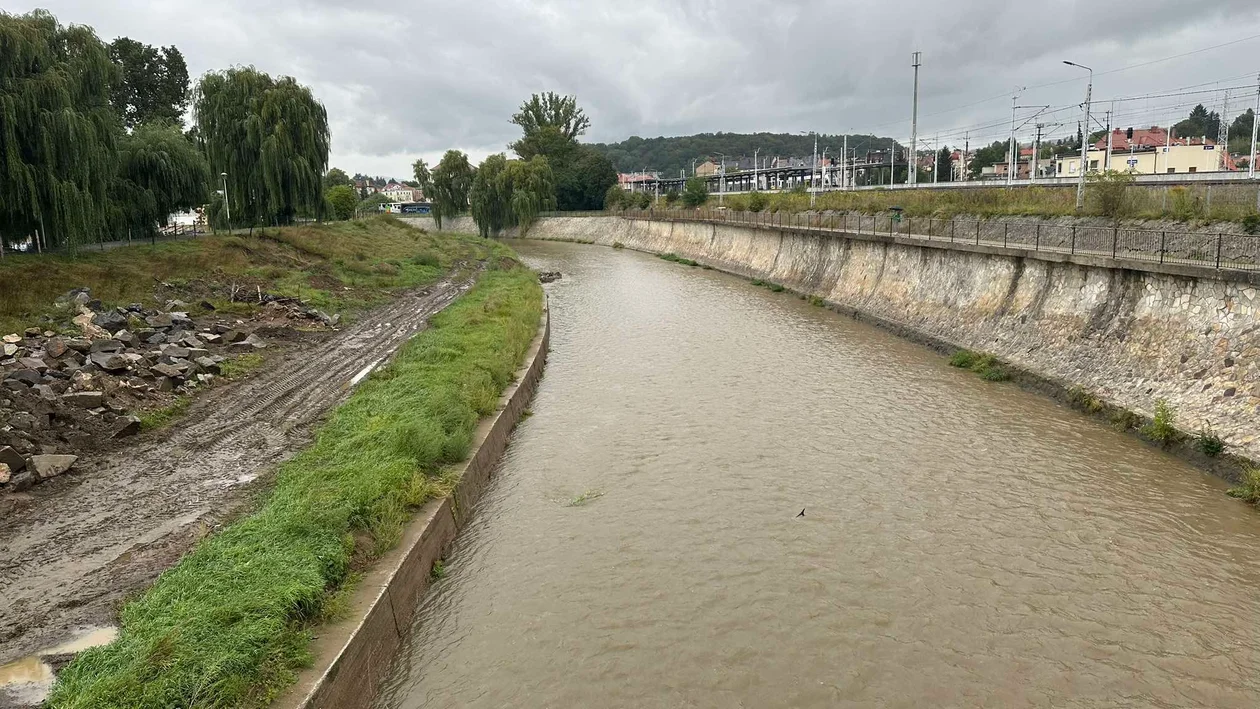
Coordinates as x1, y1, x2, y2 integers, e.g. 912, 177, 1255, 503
1, 9, 330, 251
590, 132, 902, 177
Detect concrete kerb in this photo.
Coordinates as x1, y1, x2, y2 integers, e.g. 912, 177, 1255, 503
274, 305, 550, 709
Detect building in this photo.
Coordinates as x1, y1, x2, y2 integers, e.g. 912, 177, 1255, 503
1057, 142, 1231, 176
619, 172, 659, 191
381, 182, 417, 203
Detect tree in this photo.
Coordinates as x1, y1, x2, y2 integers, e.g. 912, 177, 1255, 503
936, 147, 952, 182
1231, 109, 1255, 141
1173, 104, 1220, 141
604, 185, 627, 211
554, 145, 616, 210
323, 167, 351, 191
469, 154, 555, 237
108, 38, 189, 129
412, 158, 432, 198
194, 67, 330, 228
969, 141, 1008, 178
510, 92, 591, 145
0, 10, 116, 249
682, 177, 709, 207
107, 121, 210, 239
357, 191, 389, 216
429, 149, 473, 229
325, 185, 357, 221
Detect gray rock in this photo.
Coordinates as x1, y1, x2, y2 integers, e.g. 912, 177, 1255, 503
91, 310, 129, 333
152, 363, 184, 379
221, 329, 247, 343
146, 331, 167, 344
89, 352, 129, 371
202, 333, 223, 345
30, 454, 77, 480
17, 357, 47, 372
112, 416, 142, 438
156, 376, 175, 392
1, 343, 18, 357
6, 369, 41, 386
90, 338, 124, 353
9, 412, 39, 430
194, 356, 221, 374
64, 337, 92, 353
33, 384, 57, 401
163, 346, 190, 360
186, 348, 210, 359
0, 446, 25, 473
61, 391, 104, 408
115, 330, 138, 346
0, 462, 10, 485
180, 334, 204, 348
145, 313, 174, 329
9, 470, 34, 491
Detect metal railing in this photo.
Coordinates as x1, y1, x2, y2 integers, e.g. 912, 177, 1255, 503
607, 208, 1260, 272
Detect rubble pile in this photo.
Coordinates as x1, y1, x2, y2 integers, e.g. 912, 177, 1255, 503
0, 288, 276, 493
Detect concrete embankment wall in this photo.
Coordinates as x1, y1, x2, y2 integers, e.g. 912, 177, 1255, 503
527, 216, 1260, 461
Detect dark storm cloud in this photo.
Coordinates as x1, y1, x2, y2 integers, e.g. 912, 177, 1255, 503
12, 0, 1260, 176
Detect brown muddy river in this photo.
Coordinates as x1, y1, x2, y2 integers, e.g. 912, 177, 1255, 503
376, 240, 1260, 708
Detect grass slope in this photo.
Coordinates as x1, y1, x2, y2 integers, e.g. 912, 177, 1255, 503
0, 216, 484, 334
47, 253, 543, 708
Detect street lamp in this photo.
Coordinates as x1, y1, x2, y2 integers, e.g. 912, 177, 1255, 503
799, 131, 818, 207
1063, 60, 1092, 210
220, 172, 231, 226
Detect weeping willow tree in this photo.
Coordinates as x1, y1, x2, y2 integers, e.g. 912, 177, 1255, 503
429, 150, 473, 230
106, 122, 210, 238
193, 67, 329, 228
0, 10, 117, 250
470, 154, 555, 237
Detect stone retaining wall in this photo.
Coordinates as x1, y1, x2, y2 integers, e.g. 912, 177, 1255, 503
526, 216, 1260, 460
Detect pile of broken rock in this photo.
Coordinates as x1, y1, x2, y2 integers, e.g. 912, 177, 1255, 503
1, 288, 269, 493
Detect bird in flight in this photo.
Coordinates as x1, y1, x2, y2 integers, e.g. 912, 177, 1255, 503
797, 509, 805, 517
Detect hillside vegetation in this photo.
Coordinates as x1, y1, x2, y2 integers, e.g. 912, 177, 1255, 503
591, 131, 900, 177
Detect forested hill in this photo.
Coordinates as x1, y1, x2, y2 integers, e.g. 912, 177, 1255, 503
590, 132, 902, 176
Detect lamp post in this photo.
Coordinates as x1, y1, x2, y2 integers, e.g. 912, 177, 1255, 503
220, 172, 231, 227
1063, 61, 1092, 210
715, 152, 725, 205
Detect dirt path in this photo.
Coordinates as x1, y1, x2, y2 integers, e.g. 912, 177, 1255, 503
0, 271, 477, 665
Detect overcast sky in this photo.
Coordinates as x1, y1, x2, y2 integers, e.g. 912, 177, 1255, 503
13, 1, 1260, 177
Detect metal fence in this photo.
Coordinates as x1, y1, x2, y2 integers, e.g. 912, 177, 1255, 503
605, 208, 1260, 272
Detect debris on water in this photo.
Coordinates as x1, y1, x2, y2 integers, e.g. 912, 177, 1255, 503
538, 271, 562, 284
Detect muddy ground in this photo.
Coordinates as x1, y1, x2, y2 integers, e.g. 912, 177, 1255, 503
0, 270, 476, 667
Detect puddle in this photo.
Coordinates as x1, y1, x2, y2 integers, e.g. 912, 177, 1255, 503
0, 626, 118, 704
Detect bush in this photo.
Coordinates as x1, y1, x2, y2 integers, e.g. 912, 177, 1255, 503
748, 191, 768, 212
1227, 466, 1260, 504
1086, 170, 1135, 218
682, 177, 709, 207
1168, 186, 1202, 220
664, 190, 680, 206
1068, 386, 1104, 413
948, 350, 981, 369
1195, 426, 1225, 457
634, 191, 652, 209
948, 349, 1007, 382
604, 185, 627, 211
1243, 213, 1260, 235
1141, 399, 1180, 445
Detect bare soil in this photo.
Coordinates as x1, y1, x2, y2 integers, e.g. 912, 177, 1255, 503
0, 272, 475, 665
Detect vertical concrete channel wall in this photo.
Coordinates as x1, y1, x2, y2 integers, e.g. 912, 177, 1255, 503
523, 215, 1260, 464
275, 306, 549, 709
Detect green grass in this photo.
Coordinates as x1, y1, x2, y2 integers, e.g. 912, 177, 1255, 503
219, 353, 266, 380
808, 295, 825, 307
658, 252, 700, 267
1068, 386, 1104, 414
0, 216, 484, 334
138, 397, 191, 432
1195, 427, 1225, 457
47, 254, 544, 709
429, 560, 447, 581
948, 349, 1008, 382
1227, 466, 1260, 504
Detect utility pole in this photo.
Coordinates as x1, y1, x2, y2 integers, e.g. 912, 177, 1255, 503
1006, 88, 1024, 186
1104, 106, 1113, 171
1032, 123, 1043, 182
1250, 74, 1259, 179
963, 132, 969, 182
842, 135, 848, 189
933, 134, 939, 184
1064, 60, 1093, 210
753, 148, 759, 192
1219, 90, 1231, 171
909, 51, 921, 186
811, 132, 818, 207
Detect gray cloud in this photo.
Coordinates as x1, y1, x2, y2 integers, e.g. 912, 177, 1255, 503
11, 0, 1260, 176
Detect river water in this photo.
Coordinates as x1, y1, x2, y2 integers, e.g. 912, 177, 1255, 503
376, 240, 1260, 708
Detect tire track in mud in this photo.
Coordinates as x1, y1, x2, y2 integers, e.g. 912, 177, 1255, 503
0, 271, 476, 664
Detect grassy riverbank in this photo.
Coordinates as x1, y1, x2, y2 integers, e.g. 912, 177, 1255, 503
0, 216, 483, 333
46, 253, 544, 708
714, 183, 1260, 223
